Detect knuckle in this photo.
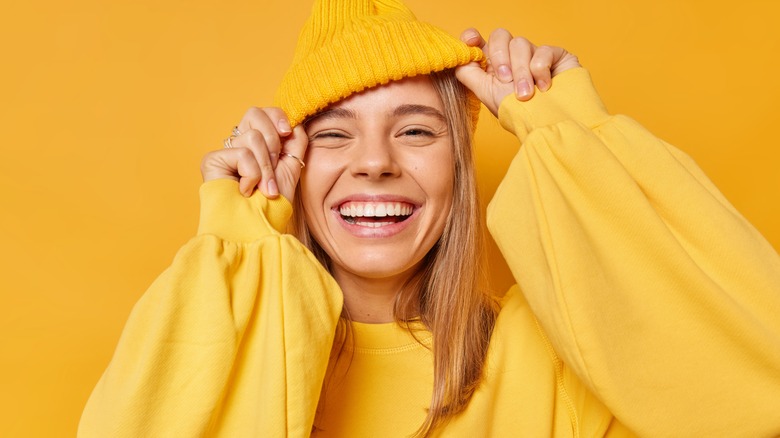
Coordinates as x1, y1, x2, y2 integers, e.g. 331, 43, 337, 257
509, 36, 531, 49
490, 47, 508, 59
201, 150, 221, 165
246, 106, 263, 119
461, 27, 478, 40
200, 153, 213, 169
245, 167, 262, 178
260, 162, 274, 174
244, 129, 264, 144
531, 58, 551, 70
236, 147, 254, 159
489, 28, 511, 39
265, 106, 285, 118
264, 133, 281, 151
201, 150, 217, 162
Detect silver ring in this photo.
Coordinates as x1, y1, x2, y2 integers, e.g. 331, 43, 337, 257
223, 136, 234, 149
280, 151, 305, 168
232, 126, 241, 137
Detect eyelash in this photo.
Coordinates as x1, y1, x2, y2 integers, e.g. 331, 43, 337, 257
310, 131, 348, 140
310, 128, 435, 140
400, 128, 434, 137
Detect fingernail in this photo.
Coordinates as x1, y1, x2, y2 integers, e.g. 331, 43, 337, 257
464, 31, 478, 43
497, 65, 512, 82
267, 179, 279, 197
537, 79, 549, 92
277, 119, 291, 134
516, 79, 532, 98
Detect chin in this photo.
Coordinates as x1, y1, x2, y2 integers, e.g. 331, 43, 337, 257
330, 246, 429, 281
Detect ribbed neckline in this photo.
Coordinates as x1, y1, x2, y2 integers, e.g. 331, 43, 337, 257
346, 320, 432, 352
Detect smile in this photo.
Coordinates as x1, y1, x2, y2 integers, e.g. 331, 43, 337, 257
338, 201, 415, 227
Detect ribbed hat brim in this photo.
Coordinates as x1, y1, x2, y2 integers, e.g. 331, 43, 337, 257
275, 19, 484, 127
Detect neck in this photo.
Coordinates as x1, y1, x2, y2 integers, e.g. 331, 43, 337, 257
332, 268, 419, 323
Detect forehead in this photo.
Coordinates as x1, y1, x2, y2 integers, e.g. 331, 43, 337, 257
320, 75, 443, 116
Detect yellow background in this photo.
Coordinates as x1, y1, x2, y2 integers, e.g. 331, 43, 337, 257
1, 0, 778, 435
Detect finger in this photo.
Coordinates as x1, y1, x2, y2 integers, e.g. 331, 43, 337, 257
232, 148, 265, 196
459, 28, 495, 76
277, 125, 308, 180
484, 44, 495, 77
454, 61, 489, 100
487, 28, 514, 83
231, 131, 279, 198
508, 36, 536, 100
275, 124, 309, 202
261, 107, 294, 169
200, 148, 263, 197
460, 28, 486, 48
280, 124, 309, 170
264, 107, 293, 136
551, 50, 581, 77
237, 106, 292, 137
237, 107, 289, 168
529, 45, 562, 92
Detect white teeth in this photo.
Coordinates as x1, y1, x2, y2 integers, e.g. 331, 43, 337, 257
355, 220, 392, 228
339, 201, 414, 218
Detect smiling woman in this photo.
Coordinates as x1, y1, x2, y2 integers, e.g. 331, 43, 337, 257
77, 0, 780, 437
300, 76, 455, 292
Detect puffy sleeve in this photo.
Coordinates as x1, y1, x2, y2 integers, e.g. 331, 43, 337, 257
78, 179, 343, 437
487, 67, 780, 437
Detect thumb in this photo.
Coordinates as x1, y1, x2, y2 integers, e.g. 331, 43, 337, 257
456, 62, 504, 117
454, 61, 487, 96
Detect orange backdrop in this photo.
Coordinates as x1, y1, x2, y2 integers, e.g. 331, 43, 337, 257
1, 0, 778, 435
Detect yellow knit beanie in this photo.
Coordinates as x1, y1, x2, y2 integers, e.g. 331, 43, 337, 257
274, 0, 485, 128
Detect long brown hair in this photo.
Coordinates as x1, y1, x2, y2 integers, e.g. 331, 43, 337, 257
290, 68, 498, 437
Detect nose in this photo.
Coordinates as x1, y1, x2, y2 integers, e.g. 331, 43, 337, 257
349, 136, 401, 179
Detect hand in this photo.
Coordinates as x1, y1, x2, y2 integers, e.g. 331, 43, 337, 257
455, 28, 581, 116
201, 107, 308, 202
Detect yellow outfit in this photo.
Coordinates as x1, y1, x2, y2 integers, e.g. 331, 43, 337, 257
79, 68, 780, 437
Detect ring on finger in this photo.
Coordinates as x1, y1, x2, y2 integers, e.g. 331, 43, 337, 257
280, 151, 305, 169
232, 126, 241, 137
223, 136, 234, 149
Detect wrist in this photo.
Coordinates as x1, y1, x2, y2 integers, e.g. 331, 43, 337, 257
497, 67, 610, 141
197, 179, 293, 242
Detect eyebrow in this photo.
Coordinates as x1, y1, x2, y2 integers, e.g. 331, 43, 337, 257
392, 104, 446, 122
304, 107, 357, 125
305, 103, 446, 125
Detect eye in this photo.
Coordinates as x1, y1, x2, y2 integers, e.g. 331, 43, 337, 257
310, 130, 347, 139
309, 130, 352, 148
400, 127, 434, 137
396, 125, 445, 146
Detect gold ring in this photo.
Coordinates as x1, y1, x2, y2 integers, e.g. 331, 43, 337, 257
232, 126, 241, 137
280, 151, 305, 168
223, 136, 234, 149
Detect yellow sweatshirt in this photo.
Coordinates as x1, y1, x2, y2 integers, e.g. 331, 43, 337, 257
79, 68, 780, 437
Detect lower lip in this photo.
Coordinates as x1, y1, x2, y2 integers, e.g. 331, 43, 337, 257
332, 209, 419, 238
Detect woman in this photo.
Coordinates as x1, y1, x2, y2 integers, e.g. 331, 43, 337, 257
79, 0, 780, 437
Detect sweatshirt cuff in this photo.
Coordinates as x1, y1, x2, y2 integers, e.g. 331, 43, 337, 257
196, 179, 293, 242
497, 67, 610, 142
